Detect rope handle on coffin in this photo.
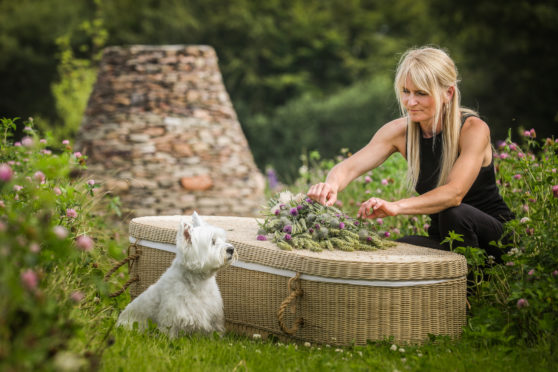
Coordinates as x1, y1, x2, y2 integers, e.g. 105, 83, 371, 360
277, 272, 304, 335
103, 241, 142, 298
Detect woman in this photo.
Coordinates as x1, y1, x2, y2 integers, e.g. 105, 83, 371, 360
307, 46, 514, 258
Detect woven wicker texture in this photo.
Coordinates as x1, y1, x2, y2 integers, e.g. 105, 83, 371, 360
128, 215, 467, 344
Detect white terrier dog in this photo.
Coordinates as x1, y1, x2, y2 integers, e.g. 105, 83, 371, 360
117, 212, 235, 337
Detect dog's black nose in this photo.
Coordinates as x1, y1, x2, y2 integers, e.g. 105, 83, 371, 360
226, 247, 235, 255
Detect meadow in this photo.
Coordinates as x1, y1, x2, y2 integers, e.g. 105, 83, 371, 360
1, 118, 557, 371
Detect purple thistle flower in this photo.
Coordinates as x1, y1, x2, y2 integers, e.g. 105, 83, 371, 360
274, 209, 280, 215
290, 208, 298, 216
354, 221, 360, 226
339, 222, 345, 229
297, 205, 303, 210
314, 224, 320, 229
284, 234, 292, 241
513, 174, 522, 180
308, 228, 314, 233
367, 236, 372, 242
266, 168, 279, 190
305, 197, 313, 203
283, 225, 292, 234
553, 185, 558, 198
257, 235, 267, 241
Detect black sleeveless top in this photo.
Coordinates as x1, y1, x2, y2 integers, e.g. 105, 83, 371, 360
414, 114, 514, 223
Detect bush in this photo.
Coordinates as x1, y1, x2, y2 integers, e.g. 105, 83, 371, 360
0, 117, 124, 370
244, 74, 398, 182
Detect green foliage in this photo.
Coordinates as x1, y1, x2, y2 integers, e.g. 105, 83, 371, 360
463, 131, 558, 344
0, 118, 125, 370
245, 75, 397, 181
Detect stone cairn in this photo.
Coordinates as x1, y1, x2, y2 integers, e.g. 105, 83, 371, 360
77, 45, 265, 217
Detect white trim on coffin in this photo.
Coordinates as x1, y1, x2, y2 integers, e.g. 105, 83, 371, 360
129, 237, 458, 287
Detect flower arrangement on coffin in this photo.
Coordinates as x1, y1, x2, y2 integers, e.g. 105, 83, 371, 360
257, 191, 396, 252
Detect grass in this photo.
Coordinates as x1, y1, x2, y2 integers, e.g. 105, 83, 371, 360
95, 326, 556, 371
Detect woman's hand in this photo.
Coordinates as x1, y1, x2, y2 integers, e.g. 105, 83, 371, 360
307, 182, 339, 206
357, 197, 400, 219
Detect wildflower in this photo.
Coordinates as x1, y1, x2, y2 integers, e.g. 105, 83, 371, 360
73, 152, 82, 158
528, 269, 535, 276
506, 261, 515, 266
392, 228, 400, 235
390, 344, 398, 351
284, 234, 292, 241
304, 342, 311, 347
423, 223, 430, 231
496, 140, 506, 149
21, 269, 38, 291
553, 185, 558, 198
0, 200, 5, 208
39, 139, 47, 144
513, 174, 522, 180
283, 225, 292, 234
517, 298, 529, 309
411, 216, 418, 223
552, 169, 556, 173
76, 235, 94, 252
522, 204, 529, 213
517, 152, 524, 159
523, 130, 531, 137
69, 291, 85, 303
399, 348, 405, 353
305, 197, 313, 203
487, 255, 495, 265
53, 226, 69, 239
34, 171, 45, 184
29, 243, 40, 253
252, 333, 261, 340
13, 185, 23, 192
508, 247, 520, 256
21, 136, 34, 147
62, 139, 70, 145
66, 208, 78, 218
509, 143, 517, 151
0, 164, 13, 182
335, 200, 343, 207
384, 231, 390, 238
353, 221, 360, 226
256, 235, 267, 241
376, 218, 383, 225
24, 126, 33, 132
14, 142, 21, 147
520, 217, 530, 224
290, 208, 298, 216
552, 270, 558, 277
54, 187, 62, 195
364, 175, 372, 183
526, 228, 534, 235
87, 179, 95, 186
40, 149, 52, 155
529, 128, 536, 138
339, 222, 345, 229
381, 179, 388, 185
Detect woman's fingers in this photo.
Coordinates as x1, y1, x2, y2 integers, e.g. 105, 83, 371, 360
307, 183, 337, 206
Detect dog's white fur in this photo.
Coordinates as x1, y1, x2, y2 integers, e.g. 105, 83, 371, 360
116, 212, 235, 337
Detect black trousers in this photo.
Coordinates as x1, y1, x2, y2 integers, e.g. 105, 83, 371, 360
396, 203, 508, 260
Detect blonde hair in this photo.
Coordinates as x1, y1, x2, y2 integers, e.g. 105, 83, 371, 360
394, 46, 476, 191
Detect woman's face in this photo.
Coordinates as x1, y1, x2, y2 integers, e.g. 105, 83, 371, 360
401, 76, 437, 125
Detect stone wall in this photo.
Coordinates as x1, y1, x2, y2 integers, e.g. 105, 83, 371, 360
77, 45, 265, 217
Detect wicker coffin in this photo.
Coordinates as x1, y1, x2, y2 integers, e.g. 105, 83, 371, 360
127, 215, 467, 345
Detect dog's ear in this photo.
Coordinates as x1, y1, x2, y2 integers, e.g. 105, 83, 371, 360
191, 211, 206, 227
179, 218, 194, 243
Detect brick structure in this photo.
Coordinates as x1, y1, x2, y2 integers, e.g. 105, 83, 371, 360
77, 45, 265, 217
